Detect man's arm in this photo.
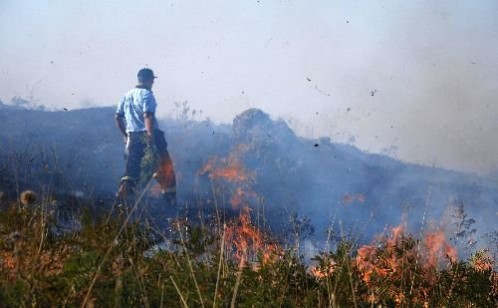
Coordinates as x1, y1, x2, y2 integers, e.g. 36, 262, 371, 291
142, 90, 157, 145
115, 114, 127, 143
144, 112, 154, 144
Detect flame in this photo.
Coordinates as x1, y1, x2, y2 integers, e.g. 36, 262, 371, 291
309, 259, 337, 279
470, 250, 494, 273
149, 183, 163, 197
224, 206, 279, 265
229, 187, 258, 210
342, 193, 366, 204
196, 146, 495, 305
200, 157, 254, 183
424, 228, 458, 267
156, 157, 176, 186
353, 219, 460, 304
389, 224, 405, 244
201, 144, 278, 265
354, 221, 410, 283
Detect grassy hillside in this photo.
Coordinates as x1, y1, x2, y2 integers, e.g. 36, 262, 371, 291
0, 105, 496, 306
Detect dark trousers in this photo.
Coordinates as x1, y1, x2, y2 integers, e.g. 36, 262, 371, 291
121, 130, 176, 194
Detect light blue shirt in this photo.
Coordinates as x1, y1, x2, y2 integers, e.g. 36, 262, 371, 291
116, 87, 159, 133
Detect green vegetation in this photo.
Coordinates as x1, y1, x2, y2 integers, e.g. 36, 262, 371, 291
0, 194, 495, 307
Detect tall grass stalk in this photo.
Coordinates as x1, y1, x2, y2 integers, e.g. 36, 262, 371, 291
81, 179, 154, 307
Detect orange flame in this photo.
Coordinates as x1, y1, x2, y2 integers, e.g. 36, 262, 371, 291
342, 193, 366, 204
149, 183, 163, 197
354, 220, 458, 289
200, 157, 255, 183
471, 250, 494, 273
309, 259, 337, 279
154, 154, 176, 190
224, 206, 278, 265
201, 144, 278, 265
424, 229, 458, 266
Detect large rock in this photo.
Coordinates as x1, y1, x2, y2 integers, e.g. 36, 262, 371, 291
232, 108, 295, 148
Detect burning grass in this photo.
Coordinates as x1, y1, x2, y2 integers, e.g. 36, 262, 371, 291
0, 192, 495, 307
0, 145, 496, 306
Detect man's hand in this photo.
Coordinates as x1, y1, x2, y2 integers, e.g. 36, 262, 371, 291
115, 114, 127, 143
144, 112, 155, 147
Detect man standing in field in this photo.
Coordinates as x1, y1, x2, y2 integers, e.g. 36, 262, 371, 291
114, 68, 176, 205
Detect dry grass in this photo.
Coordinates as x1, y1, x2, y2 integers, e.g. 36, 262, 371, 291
0, 189, 495, 307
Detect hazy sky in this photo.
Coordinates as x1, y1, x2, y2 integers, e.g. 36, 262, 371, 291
1, 0, 497, 175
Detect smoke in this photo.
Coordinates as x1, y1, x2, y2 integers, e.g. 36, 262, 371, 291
2, 0, 498, 176
0, 105, 496, 257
